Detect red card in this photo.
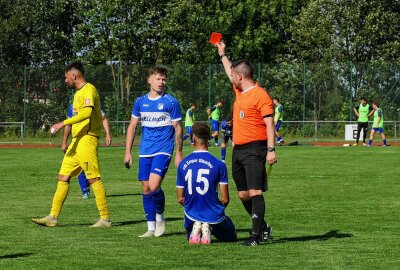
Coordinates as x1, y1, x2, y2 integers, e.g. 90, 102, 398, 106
209, 32, 222, 44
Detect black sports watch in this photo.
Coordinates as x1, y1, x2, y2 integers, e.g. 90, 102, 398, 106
267, 147, 275, 152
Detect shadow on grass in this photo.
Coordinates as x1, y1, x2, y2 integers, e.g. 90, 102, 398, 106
0, 253, 34, 259
237, 230, 353, 243
113, 217, 182, 227
106, 193, 141, 198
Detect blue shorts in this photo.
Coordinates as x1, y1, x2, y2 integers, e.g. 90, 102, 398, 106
185, 126, 193, 135
184, 216, 237, 242
223, 136, 232, 144
211, 120, 220, 132
138, 155, 171, 181
275, 120, 282, 131
372, 127, 384, 134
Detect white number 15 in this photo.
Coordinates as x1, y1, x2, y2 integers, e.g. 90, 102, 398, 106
184, 169, 210, 195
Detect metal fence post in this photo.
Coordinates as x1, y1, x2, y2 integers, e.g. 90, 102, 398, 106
23, 65, 27, 138
116, 62, 120, 136
208, 64, 211, 107
349, 61, 353, 121
303, 62, 307, 137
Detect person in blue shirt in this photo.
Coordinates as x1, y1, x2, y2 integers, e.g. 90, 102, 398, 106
176, 122, 237, 244
62, 103, 112, 199
207, 99, 223, 146
220, 114, 233, 162
124, 66, 183, 238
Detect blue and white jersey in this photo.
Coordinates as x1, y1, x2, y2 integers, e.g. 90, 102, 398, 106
221, 120, 233, 137
68, 103, 105, 118
132, 92, 182, 157
176, 150, 228, 224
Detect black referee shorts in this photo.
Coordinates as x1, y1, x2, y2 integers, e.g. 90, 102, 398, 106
232, 141, 268, 192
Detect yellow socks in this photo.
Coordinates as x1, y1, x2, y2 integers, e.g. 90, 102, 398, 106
50, 181, 70, 218
91, 180, 109, 220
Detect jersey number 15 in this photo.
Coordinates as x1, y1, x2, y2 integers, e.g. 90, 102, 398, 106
184, 169, 210, 195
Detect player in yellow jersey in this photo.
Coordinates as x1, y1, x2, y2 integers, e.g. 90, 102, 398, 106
32, 62, 111, 227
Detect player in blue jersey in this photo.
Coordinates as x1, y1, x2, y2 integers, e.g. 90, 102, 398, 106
207, 99, 223, 146
62, 103, 112, 199
220, 114, 233, 162
177, 122, 237, 244
124, 66, 183, 238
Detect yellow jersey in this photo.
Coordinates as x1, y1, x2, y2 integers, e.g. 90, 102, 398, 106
71, 83, 102, 138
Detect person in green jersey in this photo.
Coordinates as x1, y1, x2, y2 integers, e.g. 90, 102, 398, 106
353, 97, 372, 146
207, 99, 223, 146
183, 103, 197, 144
273, 98, 284, 145
368, 101, 387, 146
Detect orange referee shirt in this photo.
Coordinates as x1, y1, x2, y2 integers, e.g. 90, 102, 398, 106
232, 84, 274, 145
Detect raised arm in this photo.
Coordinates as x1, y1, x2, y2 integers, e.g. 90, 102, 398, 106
215, 42, 232, 82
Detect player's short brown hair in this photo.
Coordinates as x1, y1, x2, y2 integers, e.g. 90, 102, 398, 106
231, 60, 253, 79
148, 66, 168, 78
192, 123, 210, 145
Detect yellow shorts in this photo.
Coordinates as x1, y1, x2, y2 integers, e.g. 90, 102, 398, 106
59, 135, 101, 179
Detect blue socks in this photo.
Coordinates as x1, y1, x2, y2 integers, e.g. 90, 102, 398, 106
143, 194, 156, 222
78, 172, 90, 195
368, 139, 372, 146
221, 147, 226, 161
152, 188, 165, 215
383, 139, 387, 145
183, 134, 189, 141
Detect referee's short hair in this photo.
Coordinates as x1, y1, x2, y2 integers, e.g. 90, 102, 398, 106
231, 60, 253, 79
192, 123, 210, 145
65, 61, 85, 76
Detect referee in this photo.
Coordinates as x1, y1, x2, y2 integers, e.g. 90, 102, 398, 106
215, 42, 277, 246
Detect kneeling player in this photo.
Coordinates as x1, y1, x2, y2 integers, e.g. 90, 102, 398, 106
176, 123, 237, 244
220, 114, 233, 162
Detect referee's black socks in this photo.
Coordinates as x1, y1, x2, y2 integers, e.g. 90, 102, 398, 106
251, 195, 265, 237
242, 198, 268, 231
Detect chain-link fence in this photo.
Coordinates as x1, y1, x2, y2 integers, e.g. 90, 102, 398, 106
1, 62, 399, 143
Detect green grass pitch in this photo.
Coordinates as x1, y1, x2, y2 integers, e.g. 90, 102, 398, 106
0, 145, 399, 269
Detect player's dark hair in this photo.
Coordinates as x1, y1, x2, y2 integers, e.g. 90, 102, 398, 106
65, 61, 85, 75
231, 60, 253, 79
192, 123, 210, 145
360, 97, 367, 101
190, 102, 197, 107
217, 99, 223, 104
148, 66, 168, 78
273, 97, 280, 102
372, 101, 380, 107
225, 113, 233, 122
